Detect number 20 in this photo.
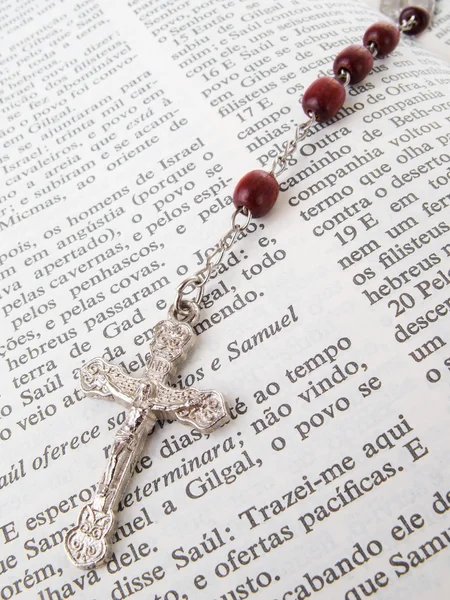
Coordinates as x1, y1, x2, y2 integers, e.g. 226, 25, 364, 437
388, 293, 415, 317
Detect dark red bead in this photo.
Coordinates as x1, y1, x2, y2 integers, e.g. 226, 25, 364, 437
302, 76, 346, 122
363, 21, 400, 57
399, 6, 430, 35
333, 45, 374, 84
233, 170, 279, 218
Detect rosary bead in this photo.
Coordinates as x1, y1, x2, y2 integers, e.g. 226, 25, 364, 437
233, 169, 279, 218
399, 6, 430, 35
363, 22, 400, 57
302, 76, 346, 122
333, 45, 374, 84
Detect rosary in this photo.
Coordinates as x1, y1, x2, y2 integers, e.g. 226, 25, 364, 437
64, 3, 433, 569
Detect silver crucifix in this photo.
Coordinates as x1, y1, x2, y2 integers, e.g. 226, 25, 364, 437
64, 317, 229, 569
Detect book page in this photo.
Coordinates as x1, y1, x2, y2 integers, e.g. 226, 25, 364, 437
1, 0, 450, 599
433, 0, 450, 46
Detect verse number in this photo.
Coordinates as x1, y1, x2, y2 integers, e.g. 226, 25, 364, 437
388, 293, 415, 317
334, 225, 357, 246
201, 67, 220, 82
236, 106, 253, 123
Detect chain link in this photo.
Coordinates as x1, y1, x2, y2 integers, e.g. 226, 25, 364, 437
367, 41, 378, 58
269, 112, 316, 178
399, 14, 417, 32
171, 206, 252, 324
336, 68, 351, 87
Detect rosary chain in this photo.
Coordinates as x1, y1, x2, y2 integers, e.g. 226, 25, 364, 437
170, 13, 420, 325
269, 112, 316, 178
171, 206, 252, 323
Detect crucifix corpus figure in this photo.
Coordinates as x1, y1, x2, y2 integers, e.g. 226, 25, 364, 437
64, 317, 229, 569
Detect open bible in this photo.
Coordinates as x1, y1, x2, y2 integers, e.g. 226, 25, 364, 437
1, 0, 450, 598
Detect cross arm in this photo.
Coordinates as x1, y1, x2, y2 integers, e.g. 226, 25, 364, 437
79, 358, 145, 407
152, 383, 230, 434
